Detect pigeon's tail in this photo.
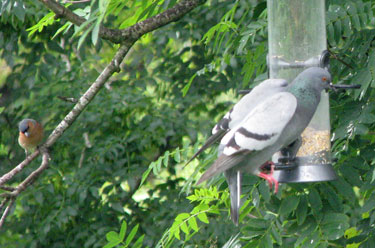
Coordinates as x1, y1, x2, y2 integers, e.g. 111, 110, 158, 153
184, 129, 227, 167
225, 170, 242, 226
196, 150, 252, 185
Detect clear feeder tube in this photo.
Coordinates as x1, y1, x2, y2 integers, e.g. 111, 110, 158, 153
267, 0, 337, 182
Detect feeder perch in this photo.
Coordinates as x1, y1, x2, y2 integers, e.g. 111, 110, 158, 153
266, 0, 337, 183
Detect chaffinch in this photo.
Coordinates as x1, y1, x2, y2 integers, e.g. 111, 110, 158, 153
18, 119, 44, 154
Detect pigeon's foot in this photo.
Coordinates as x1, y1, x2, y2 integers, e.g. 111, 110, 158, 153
258, 161, 279, 194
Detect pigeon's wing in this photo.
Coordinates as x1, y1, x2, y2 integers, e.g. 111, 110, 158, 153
222, 92, 297, 156
213, 79, 288, 134
197, 92, 297, 184
212, 111, 232, 135
228, 79, 288, 129
184, 129, 227, 167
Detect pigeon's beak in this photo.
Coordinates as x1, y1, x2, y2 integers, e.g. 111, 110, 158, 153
329, 83, 361, 92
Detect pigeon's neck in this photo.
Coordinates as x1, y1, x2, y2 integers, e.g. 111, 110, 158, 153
288, 80, 321, 108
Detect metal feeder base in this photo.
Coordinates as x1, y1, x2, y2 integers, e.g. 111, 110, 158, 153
273, 163, 338, 183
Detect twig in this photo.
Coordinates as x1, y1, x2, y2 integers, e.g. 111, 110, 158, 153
0, 186, 15, 192
57, 96, 78, 103
0, 198, 8, 213
0, 198, 14, 228
327, 48, 354, 69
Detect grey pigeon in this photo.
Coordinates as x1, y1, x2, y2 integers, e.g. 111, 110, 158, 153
197, 67, 334, 225
185, 79, 289, 165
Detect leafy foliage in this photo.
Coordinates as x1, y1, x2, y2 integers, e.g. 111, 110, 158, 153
1, 0, 375, 247
104, 221, 144, 248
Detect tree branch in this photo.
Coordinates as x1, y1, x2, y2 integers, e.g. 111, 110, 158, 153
0, 198, 14, 228
39, 0, 205, 43
0, 150, 40, 186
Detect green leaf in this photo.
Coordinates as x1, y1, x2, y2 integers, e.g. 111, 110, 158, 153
173, 148, 181, 163
92, 21, 101, 46
296, 196, 308, 225
308, 188, 322, 211
27, 12, 56, 37
154, 157, 162, 174
180, 221, 189, 235
279, 195, 299, 216
246, 218, 269, 229
139, 166, 152, 187
197, 212, 209, 224
270, 225, 282, 245
182, 74, 197, 97
344, 227, 360, 239
119, 221, 127, 241
173, 226, 181, 240
99, 0, 110, 13
342, 17, 352, 37
77, 25, 94, 50
258, 181, 270, 202
175, 213, 190, 221
353, 69, 372, 100
106, 231, 119, 242
321, 185, 343, 212
103, 241, 121, 248
361, 194, 375, 213
163, 151, 169, 167
259, 234, 272, 248
188, 217, 199, 232
133, 235, 144, 248
321, 213, 349, 240
125, 224, 139, 245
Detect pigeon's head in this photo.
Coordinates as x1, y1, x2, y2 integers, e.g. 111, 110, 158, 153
298, 67, 332, 92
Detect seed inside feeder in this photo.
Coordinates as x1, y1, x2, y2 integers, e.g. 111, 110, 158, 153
296, 127, 331, 164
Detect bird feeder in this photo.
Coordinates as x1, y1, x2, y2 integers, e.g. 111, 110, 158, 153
267, 0, 337, 182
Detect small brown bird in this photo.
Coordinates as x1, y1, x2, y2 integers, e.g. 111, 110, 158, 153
18, 119, 44, 155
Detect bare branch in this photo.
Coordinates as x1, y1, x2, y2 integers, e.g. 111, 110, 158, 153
0, 150, 40, 186
0, 198, 8, 213
57, 96, 78, 103
0, 198, 14, 228
0, 186, 15, 192
11, 152, 50, 197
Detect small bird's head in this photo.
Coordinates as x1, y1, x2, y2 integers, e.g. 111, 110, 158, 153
19, 119, 34, 137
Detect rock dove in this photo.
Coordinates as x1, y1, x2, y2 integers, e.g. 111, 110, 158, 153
197, 67, 334, 225
185, 79, 289, 166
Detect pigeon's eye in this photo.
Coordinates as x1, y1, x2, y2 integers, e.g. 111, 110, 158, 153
322, 76, 327, 82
